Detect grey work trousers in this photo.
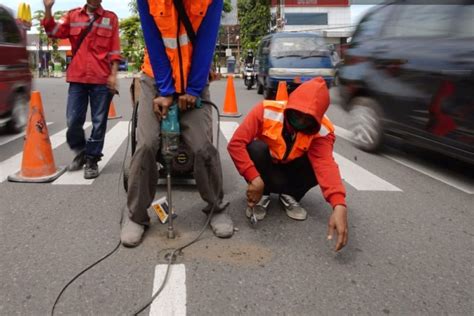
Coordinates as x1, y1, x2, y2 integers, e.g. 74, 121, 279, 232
127, 74, 224, 225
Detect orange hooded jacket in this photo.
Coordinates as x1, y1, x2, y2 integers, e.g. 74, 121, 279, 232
227, 77, 346, 208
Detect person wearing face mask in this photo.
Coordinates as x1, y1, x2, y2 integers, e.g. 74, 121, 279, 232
227, 77, 349, 251
42, 0, 121, 179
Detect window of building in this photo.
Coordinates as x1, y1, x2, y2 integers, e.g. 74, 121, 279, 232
285, 13, 328, 26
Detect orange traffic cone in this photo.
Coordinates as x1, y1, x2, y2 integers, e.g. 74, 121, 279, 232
275, 81, 289, 101
221, 76, 242, 117
8, 91, 66, 183
108, 100, 121, 120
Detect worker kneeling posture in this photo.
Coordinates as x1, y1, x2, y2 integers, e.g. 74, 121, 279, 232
227, 78, 349, 251
121, 0, 232, 247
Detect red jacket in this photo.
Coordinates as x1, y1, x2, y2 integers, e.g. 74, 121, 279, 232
42, 5, 121, 84
227, 78, 346, 208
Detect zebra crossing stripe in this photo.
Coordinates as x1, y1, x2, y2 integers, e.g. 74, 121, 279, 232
0, 122, 53, 146
0, 123, 91, 183
53, 121, 129, 185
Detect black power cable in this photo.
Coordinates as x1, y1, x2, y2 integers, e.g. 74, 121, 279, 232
50, 100, 223, 315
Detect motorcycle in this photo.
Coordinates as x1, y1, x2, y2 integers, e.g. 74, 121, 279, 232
243, 64, 256, 90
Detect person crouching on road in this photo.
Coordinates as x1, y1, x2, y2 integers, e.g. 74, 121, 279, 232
120, 0, 233, 247
42, 0, 121, 179
227, 77, 349, 251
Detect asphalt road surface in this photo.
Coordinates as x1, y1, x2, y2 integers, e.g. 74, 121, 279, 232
1, 77, 473, 315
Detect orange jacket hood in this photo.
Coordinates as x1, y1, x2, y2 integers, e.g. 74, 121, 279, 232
285, 77, 330, 127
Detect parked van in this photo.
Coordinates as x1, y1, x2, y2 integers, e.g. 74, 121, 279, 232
255, 32, 335, 100
0, 5, 31, 133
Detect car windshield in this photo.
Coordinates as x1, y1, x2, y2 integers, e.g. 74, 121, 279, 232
270, 36, 326, 58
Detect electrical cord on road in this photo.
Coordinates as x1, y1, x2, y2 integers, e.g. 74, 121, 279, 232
134, 99, 222, 315
51, 100, 223, 316
50, 118, 133, 316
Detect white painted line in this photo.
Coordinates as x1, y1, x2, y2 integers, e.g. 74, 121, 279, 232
53, 121, 128, 185
333, 125, 353, 142
383, 153, 474, 194
334, 153, 402, 191
334, 125, 473, 194
220, 121, 239, 143
149, 264, 186, 316
0, 124, 92, 183
0, 122, 53, 146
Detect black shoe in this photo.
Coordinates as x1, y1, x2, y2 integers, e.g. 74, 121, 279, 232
68, 150, 86, 171
84, 156, 100, 179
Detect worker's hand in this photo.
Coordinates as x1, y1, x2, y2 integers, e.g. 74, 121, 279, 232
153, 95, 174, 120
178, 94, 197, 112
246, 176, 265, 208
327, 205, 348, 252
43, 0, 55, 9
107, 74, 117, 93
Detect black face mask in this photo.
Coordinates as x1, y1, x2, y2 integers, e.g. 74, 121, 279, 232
286, 110, 319, 134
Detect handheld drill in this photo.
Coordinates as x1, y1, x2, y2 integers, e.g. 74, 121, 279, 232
160, 98, 201, 239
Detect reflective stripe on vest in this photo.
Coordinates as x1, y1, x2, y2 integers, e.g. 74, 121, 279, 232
261, 101, 334, 162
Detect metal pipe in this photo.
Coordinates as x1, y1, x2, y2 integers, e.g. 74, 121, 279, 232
167, 169, 175, 239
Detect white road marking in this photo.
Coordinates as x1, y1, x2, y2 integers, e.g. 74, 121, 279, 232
383, 153, 474, 194
220, 121, 401, 191
333, 153, 402, 191
149, 264, 186, 316
53, 121, 129, 185
0, 123, 92, 183
334, 125, 473, 194
220, 121, 239, 143
0, 122, 54, 146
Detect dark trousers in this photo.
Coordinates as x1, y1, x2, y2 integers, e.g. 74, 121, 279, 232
247, 140, 318, 201
66, 83, 113, 158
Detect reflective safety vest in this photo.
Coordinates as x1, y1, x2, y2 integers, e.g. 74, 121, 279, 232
261, 100, 335, 162
142, 0, 212, 94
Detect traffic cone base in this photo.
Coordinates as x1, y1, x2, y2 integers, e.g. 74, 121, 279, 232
7, 91, 66, 183
221, 76, 242, 118
108, 101, 121, 120
8, 167, 66, 183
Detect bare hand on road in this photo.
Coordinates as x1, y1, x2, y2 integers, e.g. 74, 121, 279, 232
327, 205, 348, 252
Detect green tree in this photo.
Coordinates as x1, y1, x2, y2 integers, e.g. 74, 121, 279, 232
223, 0, 232, 15
237, 0, 270, 50
51, 10, 66, 65
119, 15, 145, 69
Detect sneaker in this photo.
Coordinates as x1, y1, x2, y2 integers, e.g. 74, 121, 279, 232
121, 216, 145, 247
68, 150, 85, 171
84, 156, 100, 179
279, 194, 307, 221
202, 200, 230, 215
245, 195, 270, 221
210, 212, 234, 238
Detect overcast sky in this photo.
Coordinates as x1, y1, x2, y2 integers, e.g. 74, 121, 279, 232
7, 0, 132, 18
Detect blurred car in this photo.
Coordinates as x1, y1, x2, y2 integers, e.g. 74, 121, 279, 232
338, 0, 474, 164
0, 5, 31, 133
255, 32, 335, 100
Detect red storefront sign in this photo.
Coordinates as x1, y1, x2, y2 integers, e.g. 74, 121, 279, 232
271, 0, 349, 6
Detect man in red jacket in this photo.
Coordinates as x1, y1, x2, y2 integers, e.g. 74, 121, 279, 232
42, 0, 121, 179
227, 77, 348, 251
